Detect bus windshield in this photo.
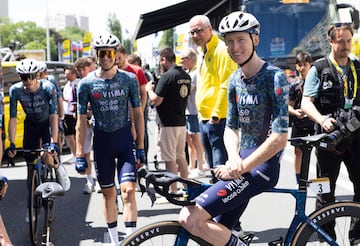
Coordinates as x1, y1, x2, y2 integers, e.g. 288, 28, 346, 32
244, 0, 331, 61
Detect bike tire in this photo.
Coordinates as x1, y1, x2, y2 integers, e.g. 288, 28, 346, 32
42, 200, 51, 245
291, 201, 360, 245
120, 221, 211, 246
29, 169, 41, 245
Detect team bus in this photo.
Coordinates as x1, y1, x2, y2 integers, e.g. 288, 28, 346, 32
241, 0, 359, 68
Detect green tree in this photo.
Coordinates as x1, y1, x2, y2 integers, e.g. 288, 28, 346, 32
107, 13, 123, 43
158, 28, 175, 49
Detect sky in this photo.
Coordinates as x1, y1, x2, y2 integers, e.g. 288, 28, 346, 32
7, 0, 186, 62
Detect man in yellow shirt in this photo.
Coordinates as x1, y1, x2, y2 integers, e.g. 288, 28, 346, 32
188, 15, 238, 181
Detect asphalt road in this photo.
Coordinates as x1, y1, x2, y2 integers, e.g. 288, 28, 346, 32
0, 112, 354, 245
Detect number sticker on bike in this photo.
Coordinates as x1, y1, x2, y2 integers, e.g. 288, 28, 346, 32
308, 177, 330, 194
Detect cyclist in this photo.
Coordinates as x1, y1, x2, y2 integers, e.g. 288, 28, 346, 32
7, 58, 71, 221
75, 33, 145, 245
38, 61, 65, 155
179, 11, 289, 245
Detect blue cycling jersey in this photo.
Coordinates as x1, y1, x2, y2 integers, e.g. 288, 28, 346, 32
226, 62, 289, 152
77, 70, 141, 132
9, 80, 58, 122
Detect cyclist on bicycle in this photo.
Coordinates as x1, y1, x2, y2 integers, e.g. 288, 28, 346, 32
75, 33, 145, 245
7, 58, 70, 221
179, 11, 289, 245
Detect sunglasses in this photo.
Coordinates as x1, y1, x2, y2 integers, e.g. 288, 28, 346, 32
97, 50, 116, 59
332, 22, 353, 28
20, 73, 37, 81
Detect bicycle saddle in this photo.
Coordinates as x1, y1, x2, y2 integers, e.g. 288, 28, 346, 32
35, 182, 65, 198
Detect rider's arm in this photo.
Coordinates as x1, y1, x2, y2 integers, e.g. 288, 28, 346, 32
140, 84, 147, 112
75, 114, 87, 157
242, 131, 287, 173
49, 114, 58, 143
224, 127, 240, 161
133, 106, 144, 150
8, 118, 17, 145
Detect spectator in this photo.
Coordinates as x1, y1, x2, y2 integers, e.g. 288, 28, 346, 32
74, 56, 98, 194
116, 46, 148, 163
62, 67, 79, 163
301, 22, 360, 244
142, 63, 154, 83
75, 33, 145, 244
288, 51, 314, 183
127, 53, 142, 67
188, 14, 238, 183
146, 48, 191, 193
180, 47, 205, 178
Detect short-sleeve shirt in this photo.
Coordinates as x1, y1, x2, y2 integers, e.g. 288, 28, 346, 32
9, 80, 58, 122
77, 70, 141, 132
186, 67, 198, 115
124, 64, 148, 86
226, 63, 289, 151
155, 65, 191, 126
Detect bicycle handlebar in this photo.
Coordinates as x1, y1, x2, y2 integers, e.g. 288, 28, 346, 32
137, 168, 203, 207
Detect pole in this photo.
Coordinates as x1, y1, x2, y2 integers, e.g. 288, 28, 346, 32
46, 0, 51, 61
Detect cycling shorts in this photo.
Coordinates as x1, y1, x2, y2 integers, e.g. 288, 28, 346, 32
93, 126, 136, 188
24, 119, 51, 163
195, 147, 280, 229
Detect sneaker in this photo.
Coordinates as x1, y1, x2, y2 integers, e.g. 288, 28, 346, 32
63, 155, 76, 164
155, 197, 169, 204
56, 165, 71, 191
232, 223, 245, 238
83, 182, 95, 194
188, 169, 205, 179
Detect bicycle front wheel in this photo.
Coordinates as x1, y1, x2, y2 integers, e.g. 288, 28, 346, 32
29, 169, 42, 245
121, 221, 211, 246
292, 202, 360, 245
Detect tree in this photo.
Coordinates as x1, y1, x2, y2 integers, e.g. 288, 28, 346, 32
107, 13, 122, 43
158, 28, 175, 50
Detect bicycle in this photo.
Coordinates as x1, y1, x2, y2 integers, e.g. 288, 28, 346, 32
121, 133, 360, 246
21, 147, 65, 246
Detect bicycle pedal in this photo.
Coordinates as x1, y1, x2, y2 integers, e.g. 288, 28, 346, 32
268, 236, 283, 246
241, 233, 255, 245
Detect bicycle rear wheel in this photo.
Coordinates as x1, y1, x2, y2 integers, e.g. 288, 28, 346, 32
292, 202, 360, 245
29, 169, 42, 245
121, 221, 211, 246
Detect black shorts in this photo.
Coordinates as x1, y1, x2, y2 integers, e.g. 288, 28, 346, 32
64, 114, 76, 136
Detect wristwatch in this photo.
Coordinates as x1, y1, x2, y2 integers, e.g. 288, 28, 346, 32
211, 116, 219, 122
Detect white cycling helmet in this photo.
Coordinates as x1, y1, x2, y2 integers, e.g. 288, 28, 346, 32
218, 11, 260, 35
93, 33, 120, 49
38, 61, 47, 73
16, 58, 39, 74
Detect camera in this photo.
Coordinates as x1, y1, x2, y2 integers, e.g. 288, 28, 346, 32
319, 109, 360, 151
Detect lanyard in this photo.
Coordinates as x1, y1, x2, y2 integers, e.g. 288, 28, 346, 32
330, 58, 358, 99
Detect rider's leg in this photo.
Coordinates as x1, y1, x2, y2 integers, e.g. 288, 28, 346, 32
120, 181, 137, 236
102, 186, 119, 246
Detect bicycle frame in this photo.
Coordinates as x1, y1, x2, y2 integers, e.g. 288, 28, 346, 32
135, 134, 344, 246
